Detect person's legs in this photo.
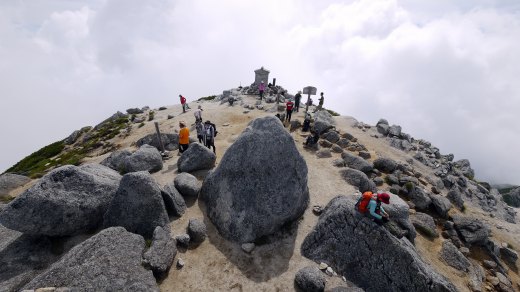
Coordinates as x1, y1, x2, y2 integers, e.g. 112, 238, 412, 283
287, 110, 292, 122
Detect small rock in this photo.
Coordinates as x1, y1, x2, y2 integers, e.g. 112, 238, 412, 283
342, 276, 346, 282
223, 123, 230, 126
241, 243, 255, 253
187, 219, 207, 244
326, 267, 334, 276
319, 262, 328, 270
177, 258, 185, 269
175, 234, 190, 247
312, 206, 323, 215
459, 247, 470, 255
496, 272, 511, 286
358, 151, 371, 159
167, 115, 174, 119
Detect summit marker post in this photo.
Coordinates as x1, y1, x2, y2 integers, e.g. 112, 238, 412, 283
303, 86, 317, 113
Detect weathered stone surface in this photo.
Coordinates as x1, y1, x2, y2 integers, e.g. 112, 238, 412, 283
339, 168, 376, 193
103, 172, 169, 239
289, 120, 301, 132
319, 140, 333, 148
500, 247, 518, 264
24, 227, 158, 291
336, 138, 350, 148
200, 116, 309, 243
123, 145, 163, 173
377, 123, 389, 136
174, 173, 201, 198
446, 189, 465, 210
313, 110, 335, 134
373, 157, 398, 173
160, 183, 187, 217
408, 187, 432, 210
341, 152, 373, 174
100, 149, 132, 173
452, 215, 490, 244
358, 151, 371, 159
0, 173, 30, 198
430, 194, 452, 218
410, 212, 438, 238
316, 149, 332, 158
64, 129, 82, 145
175, 234, 190, 247
453, 159, 475, 179
143, 226, 176, 278
503, 187, 520, 208
440, 240, 471, 272
322, 131, 340, 144
388, 125, 402, 137
294, 266, 325, 292
373, 177, 384, 186
332, 159, 346, 167
302, 196, 456, 292
127, 108, 144, 114
187, 218, 207, 244
0, 227, 59, 292
177, 143, 216, 173
0, 164, 121, 236
331, 145, 343, 153
136, 133, 179, 151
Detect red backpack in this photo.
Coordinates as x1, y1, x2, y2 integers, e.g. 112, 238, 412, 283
355, 192, 374, 213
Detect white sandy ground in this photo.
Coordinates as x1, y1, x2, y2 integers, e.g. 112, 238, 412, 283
7, 93, 520, 291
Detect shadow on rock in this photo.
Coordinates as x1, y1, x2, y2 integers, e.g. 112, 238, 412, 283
197, 199, 299, 282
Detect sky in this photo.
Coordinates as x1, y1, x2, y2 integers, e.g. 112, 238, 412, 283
1, 0, 519, 185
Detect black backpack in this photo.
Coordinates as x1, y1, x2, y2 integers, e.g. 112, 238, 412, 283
209, 122, 218, 137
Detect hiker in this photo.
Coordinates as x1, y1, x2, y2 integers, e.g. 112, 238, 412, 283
302, 112, 311, 132
303, 130, 319, 148
179, 95, 187, 113
178, 121, 190, 154
194, 105, 203, 123
195, 120, 204, 143
204, 120, 216, 153
316, 92, 324, 111
258, 81, 266, 100
228, 96, 235, 106
356, 192, 390, 225
294, 91, 302, 112
285, 99, 294, 122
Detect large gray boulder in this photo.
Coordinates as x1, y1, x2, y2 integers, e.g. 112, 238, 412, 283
0, 164, 121, 236
373, 157, 397, 173
177, 143, 216, 173
503, 187, 520, 208
410, 212, 438, 238
339, 168, 376, 193
430, 194, 452, 218
294, 266, 325, 292
174, 173, 201, 198
452, 215, 490, 244
136, 133, 179, 151
100, 149, 132, 173
313, 110, 335, 134
24, 227, 158, 291
446, 189, 465, 210
439, 240, 471, 272
408, 187, 432, 210
341, 152, 373, 174
301, 196, 456, 292
0, 227, 59, 292
200, 116, 309, 243
388, 125, 402, 137
160, 183, 187, 217
453, 159, 475, 179
124, 144, 163, 173
143, 226, 176, 278
322, 131, 340, 144
103, 172, 169, 239
0, 173, 31, 198
187, 218, 207, 244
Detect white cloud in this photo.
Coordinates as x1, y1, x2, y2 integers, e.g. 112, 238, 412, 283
0, 0, 519, 184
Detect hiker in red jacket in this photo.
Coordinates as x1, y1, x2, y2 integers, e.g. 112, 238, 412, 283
285, 99, 294, 123
179, 95, 187, 113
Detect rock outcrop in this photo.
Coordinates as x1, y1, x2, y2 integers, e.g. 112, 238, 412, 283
136, 133, 179, 151
103, 172, 169, 239
177, 143, 216, 173
143, 226, 176, 278
174, 173, 201, 198
24, 227, 158, 291
313, 110, 335, 134
0, 164, 121, 236
200, 116, 309, 243
0, 173, 31, 198
160, 183, 187, 217
339, 168, 376, 193
101, 145, 163, 174
341, 152, 373, 174
301, 196, 456, 292
452, 215, 490, 245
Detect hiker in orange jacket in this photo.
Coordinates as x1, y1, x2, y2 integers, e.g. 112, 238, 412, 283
178, 121, 190, 153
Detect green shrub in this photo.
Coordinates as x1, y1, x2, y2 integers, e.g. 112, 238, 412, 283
5, 141, 65, 176
0, 196, 15, 203
148, 111, 155, 121
197, 95, 216, 101
324, 108, 340, 116
384, 176, 392, 185
404, 182, 414, 191
138, 122, 145, 128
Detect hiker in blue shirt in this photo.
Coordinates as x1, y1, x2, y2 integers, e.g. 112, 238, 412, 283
368, 193, 390, 225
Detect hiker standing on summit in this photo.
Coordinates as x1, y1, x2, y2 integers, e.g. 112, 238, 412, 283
294, 91, 302, 112
316, 92, 324, 112
285, 99, 294, 123
203, 120, 216, 154
179, 95, 187, 113
178, 121, 190, 154
258, 81, 266, 101
194, 105, 203, 123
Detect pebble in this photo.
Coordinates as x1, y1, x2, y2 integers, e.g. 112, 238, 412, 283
312, 206, 323, 215
319, 262, 328, 270
326, 267, 334, 276
241, 243, 255, 253
177, 258, 185, 269
342, 276, 346, 282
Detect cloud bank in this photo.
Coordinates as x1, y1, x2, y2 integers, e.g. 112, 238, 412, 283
0, 0, 519, 184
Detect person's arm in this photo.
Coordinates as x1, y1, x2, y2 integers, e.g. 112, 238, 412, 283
368, 200, 382, 220
380, 205, 389, 217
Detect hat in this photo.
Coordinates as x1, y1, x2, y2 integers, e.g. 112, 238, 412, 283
298, 90, 302, 94
198, 105, 202, 109
377, 193, 390, 204
205, 120, 210, 124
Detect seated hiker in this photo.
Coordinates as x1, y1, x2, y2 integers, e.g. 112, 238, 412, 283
302, 113, 311, 132
356, 191, 390, 225
303, 131, 319, 147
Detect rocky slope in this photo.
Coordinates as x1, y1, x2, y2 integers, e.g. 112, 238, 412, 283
0, 88, 519, 292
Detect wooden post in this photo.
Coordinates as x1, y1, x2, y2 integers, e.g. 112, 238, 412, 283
273, 78, 276, 86
154, 122, 165, 153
